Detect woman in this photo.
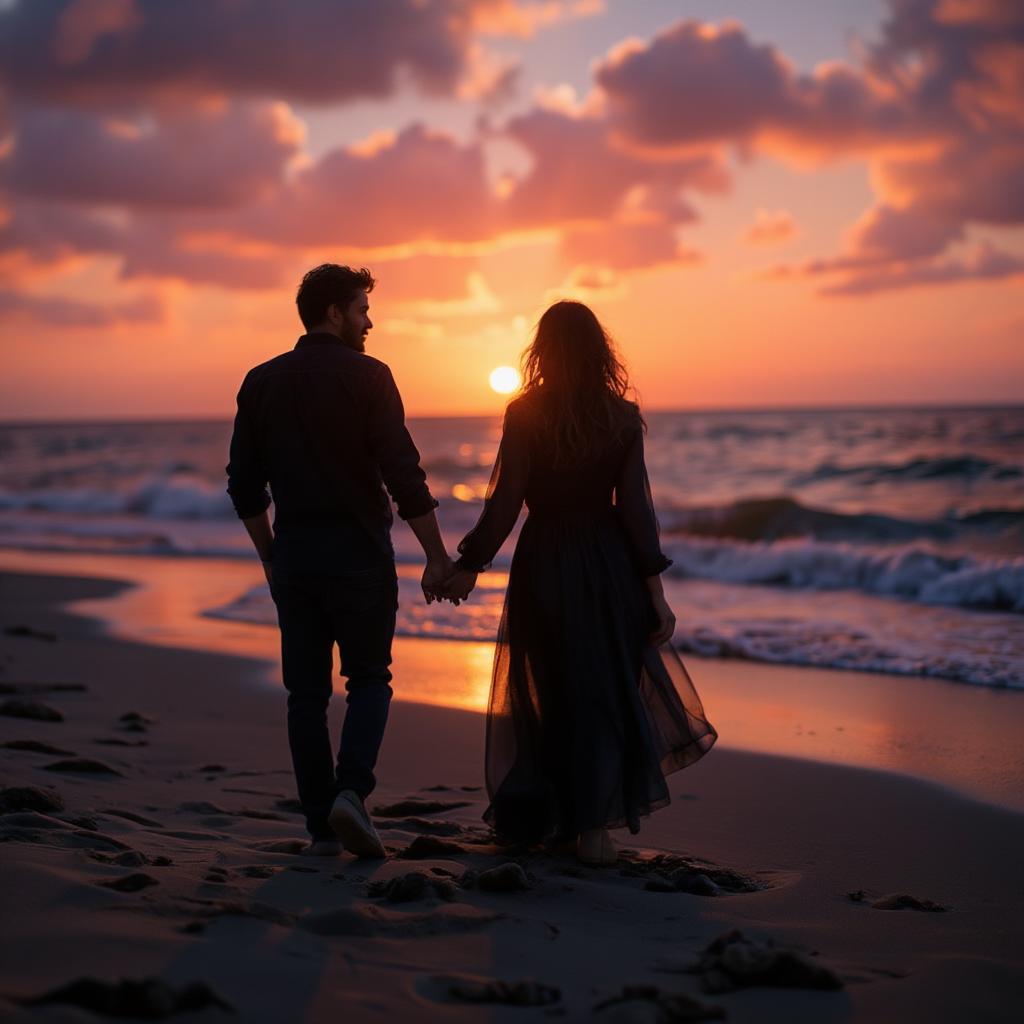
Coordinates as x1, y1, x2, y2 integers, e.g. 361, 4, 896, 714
446, 301, 716, 865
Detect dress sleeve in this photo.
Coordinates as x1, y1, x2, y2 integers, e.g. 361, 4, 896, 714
455, 403, 530, 572
615, 420, 673, 577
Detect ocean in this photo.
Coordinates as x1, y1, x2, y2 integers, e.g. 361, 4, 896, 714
1, 406, 1021, 688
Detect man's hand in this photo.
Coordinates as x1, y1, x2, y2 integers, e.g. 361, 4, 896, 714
422, 555, 454, 604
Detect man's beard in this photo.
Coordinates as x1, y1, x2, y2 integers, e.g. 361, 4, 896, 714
340, 322, 366, 352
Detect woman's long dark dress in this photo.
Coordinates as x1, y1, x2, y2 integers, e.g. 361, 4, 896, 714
455, 395, 717, 843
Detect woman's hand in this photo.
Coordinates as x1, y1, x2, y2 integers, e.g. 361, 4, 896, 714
442, 569, 478, 605
645, 572, 676, 645
649, 592, 677, 645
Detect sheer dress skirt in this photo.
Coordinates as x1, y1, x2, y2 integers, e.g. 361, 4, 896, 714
483, 508, 717, 844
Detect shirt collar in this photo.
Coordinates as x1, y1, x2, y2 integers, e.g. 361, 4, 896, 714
295, 332, 361, 351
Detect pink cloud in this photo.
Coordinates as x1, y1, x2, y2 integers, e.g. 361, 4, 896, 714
819, 242, 1024, 295
594, 20, 919, 158
2, 0, 1019, 302
3, 100, 303, 208
0, 287, 163, 326
0, 0, 478, 107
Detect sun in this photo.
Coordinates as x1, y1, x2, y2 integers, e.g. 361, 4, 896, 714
489, 365, 521, 395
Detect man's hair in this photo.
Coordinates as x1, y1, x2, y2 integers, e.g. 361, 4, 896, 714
296, 264, 375, 330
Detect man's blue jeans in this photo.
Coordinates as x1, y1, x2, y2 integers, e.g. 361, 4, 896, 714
270, 567, 398, 840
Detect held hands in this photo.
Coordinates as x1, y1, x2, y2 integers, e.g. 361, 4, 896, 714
421, 554, 478, 605
421, 555, 454, 604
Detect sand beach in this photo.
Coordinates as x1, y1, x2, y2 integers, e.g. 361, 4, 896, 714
2, 557, 1023, 1023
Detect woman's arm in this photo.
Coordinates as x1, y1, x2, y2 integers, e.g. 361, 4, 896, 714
454, 403, 530, 576
615, 420, 676, 644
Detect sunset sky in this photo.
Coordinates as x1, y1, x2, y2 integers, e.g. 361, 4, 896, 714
0, 0, 1022, 419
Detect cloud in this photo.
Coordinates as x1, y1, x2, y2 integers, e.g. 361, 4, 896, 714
0, 202, 124, 268
846, 203, 963, 261
743, 209, 798, 245
544, 264, 628, 303
456, 45, 522, 107
470, 0, 605, 39
4, 0, 1019, 302
255, 123, 499, 248
0, 0, 478, 107
2, 100, 304, 208
501, 106, 726, 229
0, 286, 163, 326
594, 20, 919, 158
819, 242, 1024, 294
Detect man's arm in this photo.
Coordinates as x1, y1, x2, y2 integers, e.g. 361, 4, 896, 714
366, 366, 455, 601
226, 374, 274, 581
242, 509, 275, 585
406, 508, 455, 604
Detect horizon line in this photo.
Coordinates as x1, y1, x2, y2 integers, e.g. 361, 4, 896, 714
2, 399, 1023, 428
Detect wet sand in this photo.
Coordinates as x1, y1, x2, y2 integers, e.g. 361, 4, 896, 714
1, 565, 1023, 1022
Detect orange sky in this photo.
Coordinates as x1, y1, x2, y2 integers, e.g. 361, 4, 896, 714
1, 0, 1022, 419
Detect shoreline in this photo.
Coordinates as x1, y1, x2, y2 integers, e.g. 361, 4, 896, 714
2, 567, 1023, 1022
2, 549, 1023, 816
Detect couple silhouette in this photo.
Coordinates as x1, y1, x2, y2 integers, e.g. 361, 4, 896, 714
226, 264, 716, 866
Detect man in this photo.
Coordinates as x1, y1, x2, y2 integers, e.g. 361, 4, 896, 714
226, 264, 451, 857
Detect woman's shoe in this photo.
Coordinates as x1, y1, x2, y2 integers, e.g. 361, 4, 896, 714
577, 828, 617, 866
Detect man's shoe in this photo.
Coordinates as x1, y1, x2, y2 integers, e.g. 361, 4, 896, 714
302, 838, 344, 857
328, 790, 386, 858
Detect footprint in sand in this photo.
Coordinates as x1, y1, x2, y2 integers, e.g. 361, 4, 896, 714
250, 838, 307, 854
3, 625, 57, 642
17, 978, 232, 1016
397, 835, 472, 859
421, 974, 561, 1008
178, 897, 294, 927
381, 816, 465, 837
848, 890, 948, 912
594, 985, 723, 1021
2, 739, 75, 755
100, 808, 164, 827
239, 864, 277, 879
118, 711, 156, 732
367, 871, 458, 903
42, 757, 124, 777
97, 872, 160, 892
0, 683, 86, 695
89, 850, 170, 868
177, 800, 287, 823
464, 863, 532, 893
300, 902, 499, 938
373, 798, 472, 817
0, 784, 65, 813
0, 699, 64, 722
682, 929, 844, 993
620, 852, 764, 895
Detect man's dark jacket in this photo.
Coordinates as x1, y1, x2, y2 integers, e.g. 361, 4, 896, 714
226, 333, 437, 574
